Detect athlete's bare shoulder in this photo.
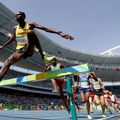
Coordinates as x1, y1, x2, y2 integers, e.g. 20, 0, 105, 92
28, 22, 39, 28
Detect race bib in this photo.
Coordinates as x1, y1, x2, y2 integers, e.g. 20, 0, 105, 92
16, 36, 28, 45
93, 83, 101, 90
81, 82, 89, 88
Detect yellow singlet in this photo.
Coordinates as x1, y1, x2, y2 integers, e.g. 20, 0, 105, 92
15, 23, 30, 50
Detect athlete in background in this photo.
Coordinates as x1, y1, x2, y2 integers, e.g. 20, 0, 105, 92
104, 90, 112, 114
110, 92, 119, 112
46, 57, 69, 113
79, 72, 92, 120
88, 72, 106, 118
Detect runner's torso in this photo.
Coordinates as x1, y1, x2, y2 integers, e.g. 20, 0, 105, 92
50, 63, 61, 71
15, 23, 30, 50
90, 78, 102, 90
79, 74, 90, 88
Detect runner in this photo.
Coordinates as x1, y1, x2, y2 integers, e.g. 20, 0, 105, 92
79, 72, 92, 120
46, 57, 69, 113
0, 11, 74, 81
104, 90, 112, 114
89, 91, 95, 113
88, 72, 106, 118
110, 92, 119, 112
72, 86, 81, 111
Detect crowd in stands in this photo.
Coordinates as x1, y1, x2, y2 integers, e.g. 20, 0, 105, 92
26, 80, 54, 89
0, 91, 64, 111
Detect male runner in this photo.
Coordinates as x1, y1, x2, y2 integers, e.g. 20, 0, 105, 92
0, 11, 74, 81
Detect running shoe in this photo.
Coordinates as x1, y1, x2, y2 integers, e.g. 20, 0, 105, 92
88, 115, 92, 120
52, 90, 58, 93
44, 55, 55, 63
102, 114, 106, 118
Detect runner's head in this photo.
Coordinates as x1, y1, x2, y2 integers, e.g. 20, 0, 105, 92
15, 11, 26, 22
51, 57, 58, 65
88, 72, 98, 81
109, 91, 112, 95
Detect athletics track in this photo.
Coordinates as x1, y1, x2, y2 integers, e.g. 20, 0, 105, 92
0, 110, 119, 120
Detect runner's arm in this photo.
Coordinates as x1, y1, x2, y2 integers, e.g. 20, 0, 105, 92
45, 66, 51, 72
0, 27, 16, 49
98, 78, 105, 90
30, 23, 74, 40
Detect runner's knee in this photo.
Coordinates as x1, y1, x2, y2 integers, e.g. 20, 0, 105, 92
4, 58, 13, 67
